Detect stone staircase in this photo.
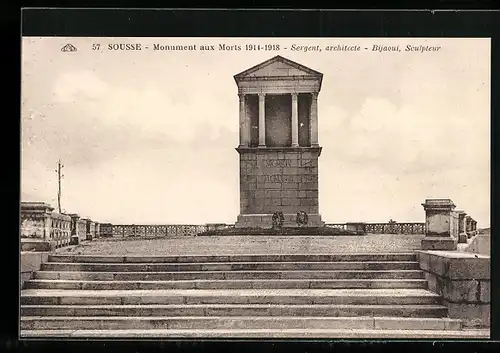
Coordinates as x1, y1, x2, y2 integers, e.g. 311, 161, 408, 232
20, 253, 487, 338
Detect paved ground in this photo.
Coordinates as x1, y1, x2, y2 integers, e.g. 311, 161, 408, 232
58, 234, 425, 256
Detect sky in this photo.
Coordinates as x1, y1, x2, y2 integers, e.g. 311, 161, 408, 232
21, 37, 490, 227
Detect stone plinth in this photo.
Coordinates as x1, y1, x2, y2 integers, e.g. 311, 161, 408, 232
346, 222, 366, 234
421, 199, 457, 251
417, 251, 490, 328
85, 219, 95, 241
99, 223, 114, 237
236, 213, 323, 229
236, 147, 323, 228
456, 211, 467, 244
69, 214, 83, 245
465, 216, 473, 238
94, 222, 100, 239
20, 202, 54, 240
471, 220, 478, 236
20, 202, 66, 251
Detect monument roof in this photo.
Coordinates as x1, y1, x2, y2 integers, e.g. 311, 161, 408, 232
234, 55, 323, 88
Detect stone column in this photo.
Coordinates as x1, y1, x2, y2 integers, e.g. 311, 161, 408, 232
457, 211, 467, 243
258, 93, 266, 147
421, 199, 458, 250
310, 92, 319, 147
291, 93, 299, 147
238, 93, 249, 147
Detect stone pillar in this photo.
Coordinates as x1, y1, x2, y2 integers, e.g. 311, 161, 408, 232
291, 93, 299, 147
100, 223, 113, 237
472, 219, 477, 235
457, 211, 468, 243
346, 222, 366, 235
69, 214, 81, 245
258, 93, 266, 147
238, 93, 249, 147
85, 219, 94, 241
466, 216, 472, 238
95, 222, 100, 238
421, 199, 458, 251
20, 202, 55, 251
310, 92, 319, 147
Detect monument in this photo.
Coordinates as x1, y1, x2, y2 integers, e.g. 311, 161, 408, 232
233, 56, 324, 228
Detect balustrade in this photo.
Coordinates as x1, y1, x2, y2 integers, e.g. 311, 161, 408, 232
110, 224, 208, 237
363, 222, 425, 234
49, 212, 72, 248
106, 224, 237, 238
98, 222, 429, 237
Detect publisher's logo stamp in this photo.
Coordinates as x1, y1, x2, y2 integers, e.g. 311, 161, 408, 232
61, 43, 77, 52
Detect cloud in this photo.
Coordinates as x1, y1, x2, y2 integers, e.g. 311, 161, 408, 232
53, 71, 110, 103
320, 94, 488, 179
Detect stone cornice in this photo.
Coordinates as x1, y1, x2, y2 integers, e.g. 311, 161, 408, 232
236, 146, 322, 156
236, 75, 321, 82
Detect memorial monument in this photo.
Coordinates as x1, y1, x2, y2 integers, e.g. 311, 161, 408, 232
233, 56, 324, 228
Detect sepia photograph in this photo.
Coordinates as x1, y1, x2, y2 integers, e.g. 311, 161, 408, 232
20, 36, 490, 339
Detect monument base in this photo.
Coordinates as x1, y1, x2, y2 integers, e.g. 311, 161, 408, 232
458, 232, 468, 244
235, 213, 324, 228
197, 226, 361, 236
421, 237, 458, 251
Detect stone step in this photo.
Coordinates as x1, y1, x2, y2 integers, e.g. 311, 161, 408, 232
33, 270, 425, 281
24, 278, 428, 290
20, 304, 448, 318
40, 261, 420, 272
20, 289, 441, 305
19, 316, 462, 331
47, 253, 417, 264
20, 328, 490, 339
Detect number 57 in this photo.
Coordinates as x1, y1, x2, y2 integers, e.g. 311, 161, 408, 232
92, 44, 100, 50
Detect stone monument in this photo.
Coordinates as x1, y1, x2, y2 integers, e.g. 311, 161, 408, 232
421, 199, 458, 250
233, 56, 324, 228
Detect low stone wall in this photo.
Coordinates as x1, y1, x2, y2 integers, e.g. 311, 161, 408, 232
464, 234, 490, 256
417, 250, 490, 328
21, 251, 49, 289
